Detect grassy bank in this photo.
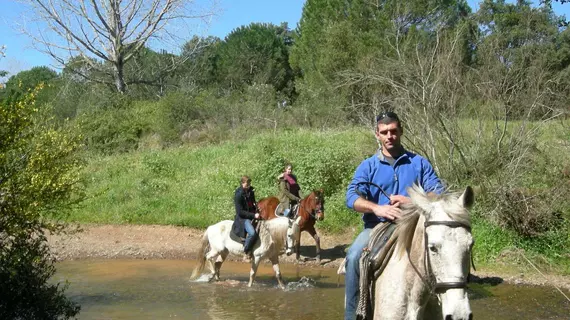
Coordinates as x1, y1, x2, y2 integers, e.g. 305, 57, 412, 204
69, 128, 375, 231
67, 124, 570, 272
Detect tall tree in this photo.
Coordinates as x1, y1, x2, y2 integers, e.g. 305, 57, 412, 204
21, 0, 216, 93
2, 66, 57, 93
217, 23, 294, 96
0, 66, 59, 104
472, 0, 561, 116
179, 35, 222, 89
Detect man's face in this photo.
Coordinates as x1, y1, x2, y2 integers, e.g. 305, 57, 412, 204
242, 180, 251, 190
285, 166, 292, 175
375, 122, 403, 152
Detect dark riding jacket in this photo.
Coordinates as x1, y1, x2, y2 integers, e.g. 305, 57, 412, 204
278, 173, 301, 213
232, 186, 257, 238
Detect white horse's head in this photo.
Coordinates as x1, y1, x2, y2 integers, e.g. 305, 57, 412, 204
285, 217, 300, 256
408, 185, 475, 320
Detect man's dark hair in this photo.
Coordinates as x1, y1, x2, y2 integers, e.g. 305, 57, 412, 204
240, 175, 251, 184
376, 111, 401, 128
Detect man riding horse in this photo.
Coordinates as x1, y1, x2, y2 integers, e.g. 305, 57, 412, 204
344, 111, 444, 320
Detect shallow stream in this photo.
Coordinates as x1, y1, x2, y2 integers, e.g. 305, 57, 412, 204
54, 259, 570, 319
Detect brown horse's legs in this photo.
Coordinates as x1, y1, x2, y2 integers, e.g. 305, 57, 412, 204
306, 226, 321, 262
248, 255, 260, 287
269, 255, 285, 289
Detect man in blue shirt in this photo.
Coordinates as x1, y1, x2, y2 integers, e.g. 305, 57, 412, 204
344, 111, 444, 320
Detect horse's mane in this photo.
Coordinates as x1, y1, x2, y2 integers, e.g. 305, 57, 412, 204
392, 185, 471, 257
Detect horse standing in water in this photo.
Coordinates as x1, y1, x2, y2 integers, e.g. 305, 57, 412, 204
360, 185, 474, 320
190, 217, 299, 289
257, 189, 325, 262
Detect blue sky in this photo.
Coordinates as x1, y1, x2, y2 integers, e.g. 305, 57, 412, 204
0, 0, 569, 78
0, 0, 305, 77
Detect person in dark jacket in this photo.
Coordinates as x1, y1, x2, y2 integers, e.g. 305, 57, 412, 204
231, 175, 260, 257
277, 163, 302, 217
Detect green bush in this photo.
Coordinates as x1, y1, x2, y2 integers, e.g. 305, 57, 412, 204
1, 85, 82, 319
0, 233, 80, 319
79, 99, 157, 154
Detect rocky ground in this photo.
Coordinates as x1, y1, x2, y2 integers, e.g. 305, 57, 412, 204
47, 224, 570, 292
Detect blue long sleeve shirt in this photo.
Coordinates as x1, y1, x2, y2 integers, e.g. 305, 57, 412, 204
346, 150, 444, 229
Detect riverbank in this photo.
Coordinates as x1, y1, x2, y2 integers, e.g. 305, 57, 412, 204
47, 224, 570, 293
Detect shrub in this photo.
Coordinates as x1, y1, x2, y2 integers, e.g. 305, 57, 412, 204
0, 84, 82, 318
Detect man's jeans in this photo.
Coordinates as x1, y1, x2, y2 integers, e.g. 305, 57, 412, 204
283, 208, 290, 217
243, 219, 257, 253
344, 228, 373, 320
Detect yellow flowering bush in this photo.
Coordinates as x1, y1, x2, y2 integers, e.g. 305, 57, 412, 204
0, 84, 82, 318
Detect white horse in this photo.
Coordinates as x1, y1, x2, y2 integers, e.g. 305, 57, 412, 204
371, 185, 474, 320
190, 217, 300, 289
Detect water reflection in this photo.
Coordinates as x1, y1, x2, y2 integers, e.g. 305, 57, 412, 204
54, 259, 570, 320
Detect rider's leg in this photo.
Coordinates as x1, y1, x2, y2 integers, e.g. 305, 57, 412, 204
283, 208, 290, 217
344, 228, 373, 320
243, 219, 257, 254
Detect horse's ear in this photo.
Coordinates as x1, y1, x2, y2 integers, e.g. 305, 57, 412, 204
408, 184, 432, 214
458, 186, 474, 209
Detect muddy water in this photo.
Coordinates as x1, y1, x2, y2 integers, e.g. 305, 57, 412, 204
54, 259, 570, 319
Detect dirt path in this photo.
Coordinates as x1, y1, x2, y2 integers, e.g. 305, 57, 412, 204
47, 224, 570, 292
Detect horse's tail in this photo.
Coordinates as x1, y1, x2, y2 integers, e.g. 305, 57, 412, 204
190, 229, 210, 280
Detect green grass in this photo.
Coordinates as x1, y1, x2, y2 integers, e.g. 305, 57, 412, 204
68, 121, 570, 270
69, 128, 376, 231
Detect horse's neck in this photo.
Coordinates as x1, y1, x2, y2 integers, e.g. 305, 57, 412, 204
404, 217, 432, 317
258, 220, 277, 248
375, 216, 429, 319
408, 217, 426, 273
299, 195, 312, 215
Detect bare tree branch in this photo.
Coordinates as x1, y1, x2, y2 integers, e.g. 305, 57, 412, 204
19, 0, 218, 93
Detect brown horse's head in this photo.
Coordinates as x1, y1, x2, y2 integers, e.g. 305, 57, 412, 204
309, 189, 325, 221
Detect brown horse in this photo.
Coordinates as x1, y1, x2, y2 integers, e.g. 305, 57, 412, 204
257, 189, 325, 262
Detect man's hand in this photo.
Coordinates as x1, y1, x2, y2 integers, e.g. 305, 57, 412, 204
390, 195, 411, 207
372, 204, 402, 221
254, 213, 260, 219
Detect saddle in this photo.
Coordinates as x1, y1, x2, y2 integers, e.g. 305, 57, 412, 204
356, 222, 398, 320
229, 221, 260, 247
229, 231, 246, 244
275, 203, 298, 218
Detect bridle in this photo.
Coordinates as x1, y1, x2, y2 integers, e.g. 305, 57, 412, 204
354, 181, 475, 294
297, 192, 324, 220
424, 220, 474, 293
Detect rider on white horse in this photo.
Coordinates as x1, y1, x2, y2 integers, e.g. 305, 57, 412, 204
344, 112, 444, 320
231, 176, 259, 259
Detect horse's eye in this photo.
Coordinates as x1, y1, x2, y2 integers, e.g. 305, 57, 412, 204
428, 244, 438, 253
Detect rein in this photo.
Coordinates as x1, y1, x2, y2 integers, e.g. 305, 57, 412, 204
355, 181, 391, 200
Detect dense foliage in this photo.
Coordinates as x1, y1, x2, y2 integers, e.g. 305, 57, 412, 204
0, 85, 83, 318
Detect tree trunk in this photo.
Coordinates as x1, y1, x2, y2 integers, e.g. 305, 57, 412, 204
114, 60, 126, 94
